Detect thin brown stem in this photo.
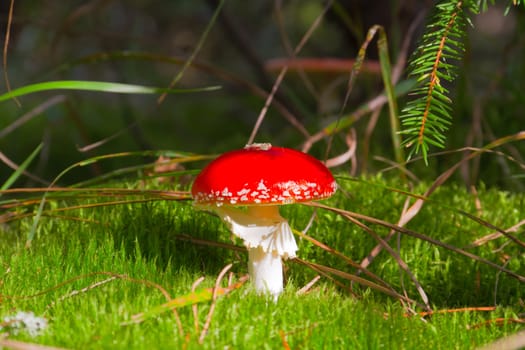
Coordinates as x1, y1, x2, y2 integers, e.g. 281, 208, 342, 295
2, 0, 20, 107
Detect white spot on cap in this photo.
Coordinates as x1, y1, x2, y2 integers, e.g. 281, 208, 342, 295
257, 180, 268, 191
237, 188, 250, 196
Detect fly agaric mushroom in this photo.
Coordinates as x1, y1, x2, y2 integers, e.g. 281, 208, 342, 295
191, 143, 336, 299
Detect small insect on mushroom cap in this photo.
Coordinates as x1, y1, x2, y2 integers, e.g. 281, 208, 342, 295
191, 143, 337, 207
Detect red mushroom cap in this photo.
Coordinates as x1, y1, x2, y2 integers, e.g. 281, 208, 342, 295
192, 144, 337, 206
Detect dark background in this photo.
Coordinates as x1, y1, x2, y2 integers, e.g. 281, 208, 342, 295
0, 0, 523, 190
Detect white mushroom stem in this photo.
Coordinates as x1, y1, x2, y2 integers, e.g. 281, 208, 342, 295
248, 246, 283, 299
213, 205, 298, 299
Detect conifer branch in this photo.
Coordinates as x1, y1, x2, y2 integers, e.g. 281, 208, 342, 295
418, 4, 460, 147
400, 0, 470, 163
399, 0, 524, 163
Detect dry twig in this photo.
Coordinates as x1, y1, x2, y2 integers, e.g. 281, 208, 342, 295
198, 264, 233, 344
476, 330, 525, 350
191, 276, 206, 334
247, 0, 334, 144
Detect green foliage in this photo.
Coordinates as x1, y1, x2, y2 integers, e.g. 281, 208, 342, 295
0, 80, 220, 103
1, 176, 523, 348
399, 0, 524, 163
0, 143, 42, 191
400, 0, 474, 162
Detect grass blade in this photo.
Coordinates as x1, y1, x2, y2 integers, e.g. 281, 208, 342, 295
158, 0, 224, 104
1, 143, 42, 191
0, 80, 220, 102
376, 26, 405, 166
25, 150, 206, 246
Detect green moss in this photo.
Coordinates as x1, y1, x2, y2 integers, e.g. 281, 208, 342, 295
0, 176, 523, 348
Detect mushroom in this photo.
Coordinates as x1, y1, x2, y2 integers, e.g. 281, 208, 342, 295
191, 143, 336, 299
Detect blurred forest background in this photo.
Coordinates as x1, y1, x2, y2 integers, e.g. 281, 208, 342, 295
0, 0, 524, 190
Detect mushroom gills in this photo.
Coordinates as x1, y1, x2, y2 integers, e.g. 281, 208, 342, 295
214, 206, 298, 258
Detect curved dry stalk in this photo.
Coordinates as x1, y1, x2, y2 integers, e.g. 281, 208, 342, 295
296, 275, 321, 295
191, 276, 206, 334
458, 209, 525, 249
0, 151, 50, 186
0, 95, 66, 140
46, 276, 118, 310
476, 330, 525, 350
0, 339, 67, 350
302, 90, 395, 153
198, 264, 233, 344
467, 219, 525, 248
0, 187, 191, 196
381, 145, 525, 176
294, 229, 393, 290
294, 258, 425, 309
373, 156, 420, 181
362, 133, 525, 270
307, 202, 525, 284
1, 271, 178, 331
2, 0, 19, 107
359, 194, 413, 272
340, 210, 430, 310
0, 185, 190, 224
324, 130, 357, 169
174, 229, 408, 303
1, 197, 190, 224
